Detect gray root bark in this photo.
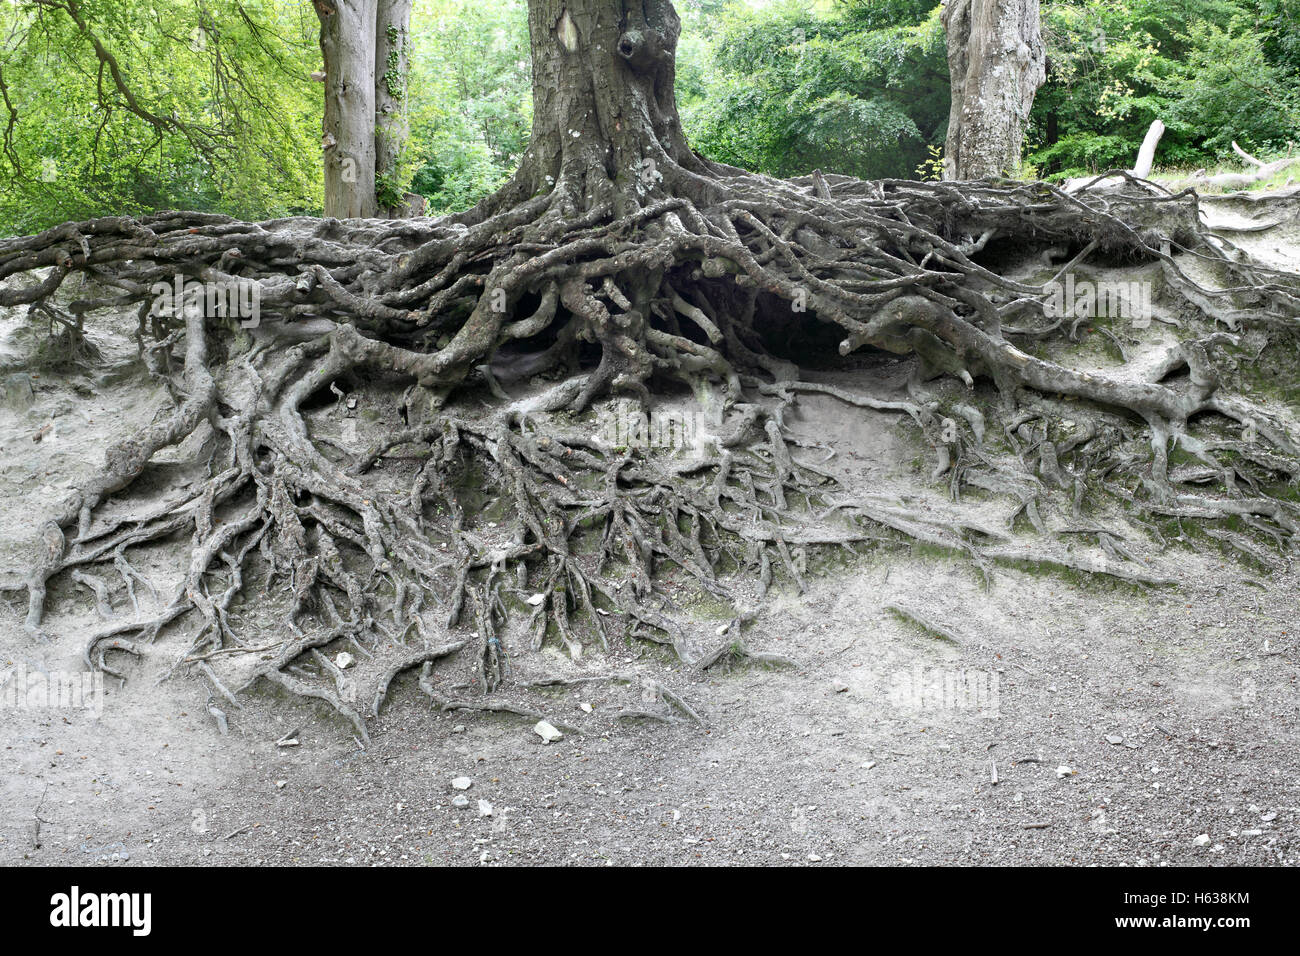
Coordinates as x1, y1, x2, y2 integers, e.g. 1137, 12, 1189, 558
941, 0, 1046, 180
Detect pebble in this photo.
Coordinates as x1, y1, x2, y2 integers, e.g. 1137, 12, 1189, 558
335, 652, 354, 670
1193, 834, 1211, 846
1105, 735, 1124, 745
831, 679, 849, 694
451, 795, 470, 809
1056, 766, 1073, 778
478, 800, 494, 817
451, 776, 472, 790
534, 720, 563, 743
579, 702, 593, 713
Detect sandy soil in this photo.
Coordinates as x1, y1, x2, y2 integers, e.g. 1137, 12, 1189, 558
1, 191, 1298, 867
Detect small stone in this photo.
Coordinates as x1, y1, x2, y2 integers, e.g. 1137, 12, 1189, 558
715, 622, 730, 636
525, 593, 546, 606
478, 800, 494, 817
807, 853, 822, 862
1193, 834, 1211, 847
1105, 734, 1124, 745
860, 761, 876, 770
452, 725, 466, 734
1056, 766, 1074, 778
831, 679, 849, 694
451, 776, 472, 790
335, 652, 354, 669
534, 720, 563, 743
1261, 811, 1278, 822
275, 780, 287, 789
451, 795, 470, 809
579, 702, 593, 713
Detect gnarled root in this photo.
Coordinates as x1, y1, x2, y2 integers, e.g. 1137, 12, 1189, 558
3, 167, 1298, 739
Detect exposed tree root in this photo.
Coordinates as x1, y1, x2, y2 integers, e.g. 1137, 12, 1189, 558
3, 161, 1298, 741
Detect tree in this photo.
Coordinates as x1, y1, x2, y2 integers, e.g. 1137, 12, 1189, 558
1, 0, 1296, 735
314, 0, 414, 218
0, 0, 322, 232
941, 0, 1045, 179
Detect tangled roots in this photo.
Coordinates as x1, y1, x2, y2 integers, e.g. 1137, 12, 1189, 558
3, 166, 1298, 739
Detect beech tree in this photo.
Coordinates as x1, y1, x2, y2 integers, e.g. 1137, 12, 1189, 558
941, 0, 1046, 180
1, 0, 1296, 735
314, 0, 415, 218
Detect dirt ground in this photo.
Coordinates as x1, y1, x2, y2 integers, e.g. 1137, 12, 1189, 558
2, 189, 1298, 867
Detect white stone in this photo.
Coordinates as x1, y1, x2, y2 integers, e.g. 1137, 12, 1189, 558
534, 719, 563, 743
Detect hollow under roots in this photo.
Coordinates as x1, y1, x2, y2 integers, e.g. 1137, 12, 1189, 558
3, 163, 1299, 740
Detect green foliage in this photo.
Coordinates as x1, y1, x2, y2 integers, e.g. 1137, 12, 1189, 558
0, 0, 322, 236
914, 143, 944, 181
680, 0, 948, 180
1029, 0, 1300, 178
406, 0, 530, 214
683, 0, 1300, 182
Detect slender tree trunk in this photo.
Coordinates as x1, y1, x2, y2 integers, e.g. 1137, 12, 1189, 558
375, 0, 414, 217
315, 0, 378, 219
941, 0, 1045, 180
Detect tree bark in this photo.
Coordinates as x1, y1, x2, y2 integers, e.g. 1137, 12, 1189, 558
941, 0, 1045, 181
315, 0, 378, 219
375, 0, 412, 217
488, 0, 712, 219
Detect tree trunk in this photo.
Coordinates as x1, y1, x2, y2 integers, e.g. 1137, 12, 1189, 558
941, 0, 1045, 181
492, 0, 710, 220
375, 0, 412, 217
315, 0, 378, 219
